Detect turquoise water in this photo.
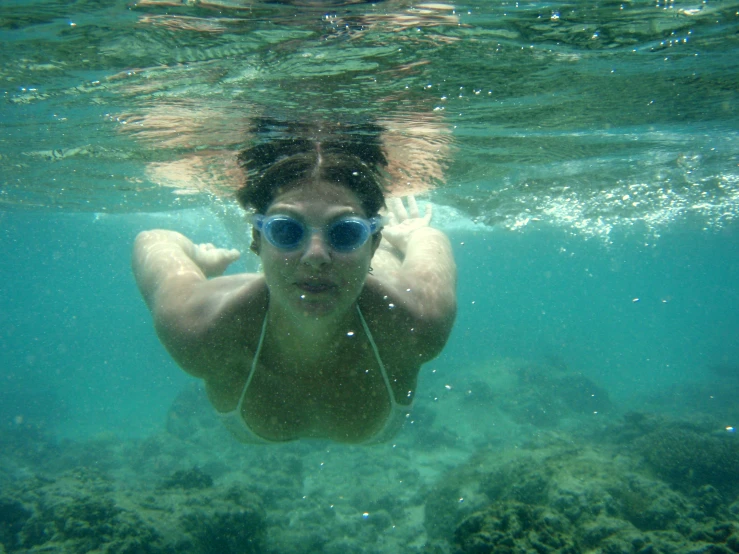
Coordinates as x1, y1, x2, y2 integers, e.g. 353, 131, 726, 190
2, 1, 739, 552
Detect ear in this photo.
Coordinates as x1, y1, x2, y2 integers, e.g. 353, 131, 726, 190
370, 232, 382, 257
250, 227, 261, 255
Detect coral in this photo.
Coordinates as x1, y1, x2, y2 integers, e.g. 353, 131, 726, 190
181, 495, 264, 554
19, 491, 160, 554
635, 426, 739, 493
0, 497, 31, 551
0, 468, 266, 554
427, 436, 739, 554
453, 500, 579, 554
161, 466, 214, 490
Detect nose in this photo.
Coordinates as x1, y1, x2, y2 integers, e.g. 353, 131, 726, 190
300, 231, 331, 268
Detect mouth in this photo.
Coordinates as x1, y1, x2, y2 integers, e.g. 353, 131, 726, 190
296, 279, 337, 294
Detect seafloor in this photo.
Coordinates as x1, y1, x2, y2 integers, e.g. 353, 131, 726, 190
2, 359, 738, 554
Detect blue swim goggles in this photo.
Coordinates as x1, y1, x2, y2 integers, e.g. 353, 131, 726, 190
252, 214, 384, 253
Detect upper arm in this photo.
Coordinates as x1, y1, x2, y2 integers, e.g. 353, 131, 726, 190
132, 229, 247, 332
132, 230, 263, 378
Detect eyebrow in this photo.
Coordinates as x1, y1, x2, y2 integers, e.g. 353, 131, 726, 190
266, 204, 361, 220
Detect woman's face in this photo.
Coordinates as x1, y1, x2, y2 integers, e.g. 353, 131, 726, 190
256, 181, 379, 319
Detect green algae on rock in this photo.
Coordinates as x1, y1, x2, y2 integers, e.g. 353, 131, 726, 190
635, 426, 739, 494
161, 466, 214, 490
453, 500, 579, 554
0, 468, 266, 554
426, 431, 739, 554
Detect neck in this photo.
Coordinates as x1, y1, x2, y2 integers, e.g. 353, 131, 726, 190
266, 302, 359, 363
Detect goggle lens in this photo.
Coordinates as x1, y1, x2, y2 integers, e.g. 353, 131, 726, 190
328, 220, 367, 252
268, 217, 304, 249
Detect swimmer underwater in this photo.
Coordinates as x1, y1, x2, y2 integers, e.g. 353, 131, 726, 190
132, 130, 457, 444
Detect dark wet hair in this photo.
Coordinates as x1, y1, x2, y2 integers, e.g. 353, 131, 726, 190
236, 121, 387, 217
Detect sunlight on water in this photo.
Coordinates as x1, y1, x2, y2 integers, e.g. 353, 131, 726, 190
1, 0, 738, 240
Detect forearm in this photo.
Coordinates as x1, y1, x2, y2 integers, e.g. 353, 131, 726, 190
401, 228, 456, 291
132, 230, 206, 307
403, 228, 457, 336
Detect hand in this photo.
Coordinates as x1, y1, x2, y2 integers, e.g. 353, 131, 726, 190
380, 196, 432, 254
191, 242, 240, 277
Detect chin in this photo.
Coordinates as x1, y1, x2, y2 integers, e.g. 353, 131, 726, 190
297, 284, 366, 319
294, 299, 341, 319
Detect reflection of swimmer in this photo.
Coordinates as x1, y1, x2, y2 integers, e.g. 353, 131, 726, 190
112, 2, 457, 198
133, 130, 457, 444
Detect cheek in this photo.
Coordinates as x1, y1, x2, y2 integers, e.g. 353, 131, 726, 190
262, 252, 298, 278
339, 253, 371, 282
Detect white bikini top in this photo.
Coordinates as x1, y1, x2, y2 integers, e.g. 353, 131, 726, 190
217, 304, 411, 445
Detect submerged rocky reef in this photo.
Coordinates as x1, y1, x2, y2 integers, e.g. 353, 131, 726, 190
426, 424, 739, 553
0, 464, 265, 553
1, 366, 738, 553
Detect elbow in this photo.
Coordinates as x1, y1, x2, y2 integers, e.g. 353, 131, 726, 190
431, 282, 458, 333
133, 229, 184, 253
417, 297, 457, 361
132, 230, 160, 273
439, 299, 458, 346
133, 229, 162, 252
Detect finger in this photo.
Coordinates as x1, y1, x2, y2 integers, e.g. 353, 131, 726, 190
407, 195, 419, 218
386, 197, 400, 220
423, 203, 433, 223
388, 196, 402, 215
391, 196, 409, 220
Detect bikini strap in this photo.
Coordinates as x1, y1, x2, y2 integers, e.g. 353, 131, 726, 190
238, 307, 395, 412
236, 312, 269, 411
356, 304, 398, 406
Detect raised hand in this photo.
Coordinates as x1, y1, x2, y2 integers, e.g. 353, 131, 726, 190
380, 196, 432, 254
